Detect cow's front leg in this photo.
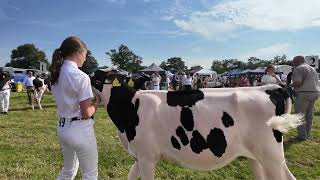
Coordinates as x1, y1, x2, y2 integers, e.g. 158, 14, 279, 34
137, 157, 155, 180
128, 160, 140, 180
38, 99, 42, 110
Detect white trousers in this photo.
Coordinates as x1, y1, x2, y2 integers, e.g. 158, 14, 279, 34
57, 118, 98, 180
0, 90, 10, 112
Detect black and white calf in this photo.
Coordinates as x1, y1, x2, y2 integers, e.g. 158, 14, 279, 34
91, 70, 302, 180
31, 78, 49, 110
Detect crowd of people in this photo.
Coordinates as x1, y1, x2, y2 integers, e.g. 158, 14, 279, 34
1, 35, 320, 179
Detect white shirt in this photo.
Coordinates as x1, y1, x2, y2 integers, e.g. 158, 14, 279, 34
183, 77, 193, 85
23, 76, 35, 87
51, 60, 93, 118
261, 74, 281, 85
152, 76, 161, 86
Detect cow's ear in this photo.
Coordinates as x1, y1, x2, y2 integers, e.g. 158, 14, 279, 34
112, 78, 121, 87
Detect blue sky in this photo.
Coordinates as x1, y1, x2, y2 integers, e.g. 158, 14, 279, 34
0, 0, 320, 68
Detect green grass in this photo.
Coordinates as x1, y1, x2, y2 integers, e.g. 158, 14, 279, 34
0, 92, 320, 179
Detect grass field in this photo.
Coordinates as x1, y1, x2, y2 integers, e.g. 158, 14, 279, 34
0, 92, 320, 180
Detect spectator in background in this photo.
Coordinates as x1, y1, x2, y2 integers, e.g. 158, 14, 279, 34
165, 76, 171, 90
0, 72, 12, 114
261, 64, 283, 85
290, 55, 320, 140
171, 72, 179, 91
286, 68, 296, 100
23, 71, 36, 106
239, 76, 250, 87
151, 71, 161, 90
182, 73, 193, 91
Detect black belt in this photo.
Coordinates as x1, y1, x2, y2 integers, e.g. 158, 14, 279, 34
1, 88, 9, 91
60, 116, 94, 122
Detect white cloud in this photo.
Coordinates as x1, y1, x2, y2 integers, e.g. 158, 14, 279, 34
240, 43, 290, 60
173, 0, 320, 39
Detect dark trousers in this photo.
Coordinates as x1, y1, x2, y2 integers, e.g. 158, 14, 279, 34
183, 85, 192, 91
26, 86, 35, 105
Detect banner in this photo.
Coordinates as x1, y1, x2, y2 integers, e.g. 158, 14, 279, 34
305, 55, 319, 69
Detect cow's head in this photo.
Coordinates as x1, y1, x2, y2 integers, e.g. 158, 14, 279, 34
91, 69, 127, 105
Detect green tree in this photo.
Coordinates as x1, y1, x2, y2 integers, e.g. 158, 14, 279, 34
6, 44, 48, 69
190, 65, 203, 73
162, 57, 187, 72
211, 60, 227, 74
106, 44, 143, 73
159, 61, 169, 71
272, 54, 288, 65
80, 50, 99, 74
246, 57, 271, 69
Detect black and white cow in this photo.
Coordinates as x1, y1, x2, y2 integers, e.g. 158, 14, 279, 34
91, 70, 302, 180
31, 78, 49, 110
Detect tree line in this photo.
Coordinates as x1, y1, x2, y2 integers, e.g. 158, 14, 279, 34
4, 43, 291, 74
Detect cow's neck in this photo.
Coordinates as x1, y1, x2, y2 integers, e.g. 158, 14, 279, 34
109, 85, 137, 103
106, 85, 140, 142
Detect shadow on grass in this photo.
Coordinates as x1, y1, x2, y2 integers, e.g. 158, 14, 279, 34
9, 104, 56, 111
284, 137, 305, 150
314, 111, 320, 116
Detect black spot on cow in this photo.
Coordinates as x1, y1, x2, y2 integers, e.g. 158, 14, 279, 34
171, 136, 181, 150
265, 88, 290, 116
272, 129, 283, 143
222, 111, 234, 128
176, 126, 189, 146
207, 128, 227, 157
181, 107, 194, 131
107, 84, 139, 142
167, 90, 204, 107
190, 130, 208, 154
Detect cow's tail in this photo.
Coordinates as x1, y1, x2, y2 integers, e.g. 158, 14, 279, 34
266, 114, 303, 133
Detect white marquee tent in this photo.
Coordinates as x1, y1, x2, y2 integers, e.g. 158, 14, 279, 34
195, 69, 217, 76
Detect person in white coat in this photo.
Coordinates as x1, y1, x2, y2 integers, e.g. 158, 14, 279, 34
151, 71, 161, 90
261, 64, 284, 85
0, 72, 12, 114
50, 36, 101, 180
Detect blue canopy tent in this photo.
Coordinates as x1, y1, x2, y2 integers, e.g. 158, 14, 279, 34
223, 69, 243, 76
240, 69, 251, 75
249, 67, 266, 75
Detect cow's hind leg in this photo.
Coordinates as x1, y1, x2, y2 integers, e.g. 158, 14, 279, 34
137, 158, 156, 180
128, 160, 140, 180
247, 158, 265, 180
255, 145, 295, 180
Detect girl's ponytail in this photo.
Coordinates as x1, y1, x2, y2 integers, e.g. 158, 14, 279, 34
49, 48, 63, 85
